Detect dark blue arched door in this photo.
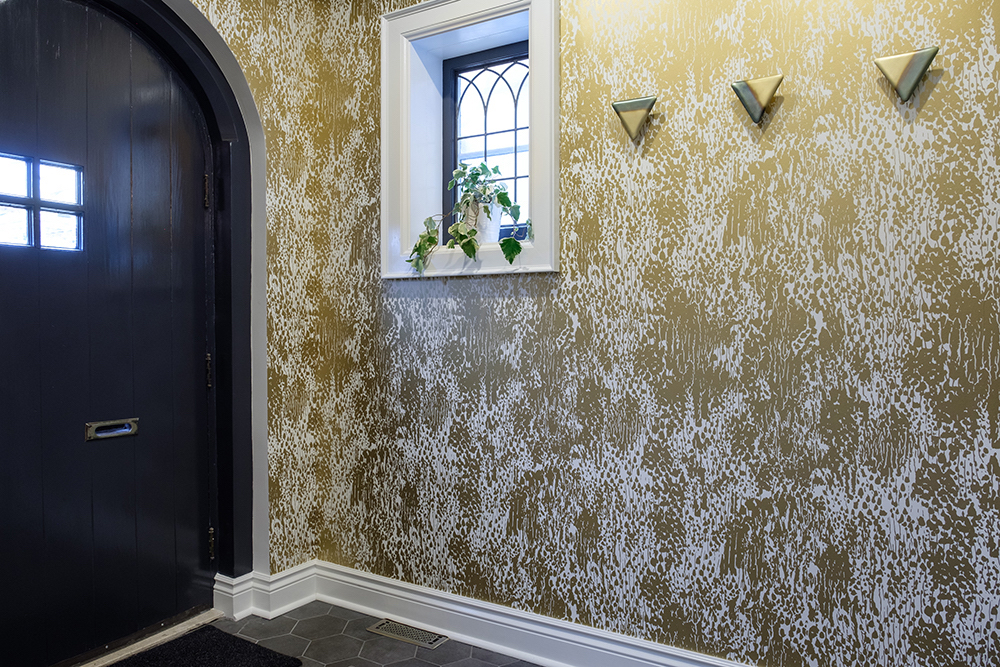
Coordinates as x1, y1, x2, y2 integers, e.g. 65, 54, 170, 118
0, 1, 216, 663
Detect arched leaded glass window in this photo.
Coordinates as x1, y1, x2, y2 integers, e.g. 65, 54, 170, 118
443, 42, 529, 241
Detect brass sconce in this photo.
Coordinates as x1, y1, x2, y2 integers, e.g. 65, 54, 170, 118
732, 74, 783, 124
612, 96, 657, 141
874, 46, 938, 102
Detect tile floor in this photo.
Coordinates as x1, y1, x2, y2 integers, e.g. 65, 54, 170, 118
212, 601, 541, 667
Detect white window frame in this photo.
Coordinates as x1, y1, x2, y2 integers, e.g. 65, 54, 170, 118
380, 0, 559, 279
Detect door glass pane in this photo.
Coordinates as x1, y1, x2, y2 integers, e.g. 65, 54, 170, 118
0, 204, 30, 246
40, 210, 81, 250
40, 162, 82, 205
0, 154, 30, 198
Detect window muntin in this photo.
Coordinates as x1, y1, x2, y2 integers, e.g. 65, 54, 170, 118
0, 153, 83, 250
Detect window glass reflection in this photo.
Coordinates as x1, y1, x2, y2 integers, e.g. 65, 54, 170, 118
0, 204, 30, 246
0, 154, 30, 198
40, 162, 82, 205
40, 210, 80, 250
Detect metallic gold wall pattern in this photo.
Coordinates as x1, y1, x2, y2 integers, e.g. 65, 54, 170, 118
192, 0, 1000, 665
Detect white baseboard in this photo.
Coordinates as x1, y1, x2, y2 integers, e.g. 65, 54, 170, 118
214, 561, 749, 667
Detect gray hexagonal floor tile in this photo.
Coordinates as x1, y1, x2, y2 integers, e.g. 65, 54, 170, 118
238, 615, 298, 641
327, 605, 377, 622
285, 600, 335, 620
211, 617, 250, 635
304, 634, 365, 663
327, 658, 381, 667
360, 635, 417, 664
385, 659, 438, 667
449, 658, 509, 667
258, 633, 311, 657
471, 647, 520, 666
342, 618, 380, 641
416, 640, 473, 665
292, 614, 348, 640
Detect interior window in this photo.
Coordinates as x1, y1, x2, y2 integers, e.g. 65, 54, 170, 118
444, 42, 530, 241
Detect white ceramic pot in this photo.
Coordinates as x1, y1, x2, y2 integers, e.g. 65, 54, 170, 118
474, 202, 503, 245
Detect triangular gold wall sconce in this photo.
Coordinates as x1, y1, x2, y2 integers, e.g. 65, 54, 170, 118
612, 96, 657, 141
874, 46, 938, 102
732, 74, 783, 124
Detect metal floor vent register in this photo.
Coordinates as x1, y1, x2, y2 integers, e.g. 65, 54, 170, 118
367, 619, 449, 649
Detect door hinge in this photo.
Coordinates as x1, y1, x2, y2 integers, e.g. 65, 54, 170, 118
203, 174, 210, 209
208, 526, 216, 561
205, 352, 213, 389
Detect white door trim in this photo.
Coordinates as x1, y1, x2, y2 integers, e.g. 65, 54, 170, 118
159, 0, 270, 575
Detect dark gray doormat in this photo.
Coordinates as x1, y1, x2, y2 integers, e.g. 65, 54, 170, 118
111, 625, 302, 667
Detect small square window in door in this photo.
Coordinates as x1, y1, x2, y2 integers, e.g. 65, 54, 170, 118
0, 204, 30, 246
0, 154, 30, 198
40, 161, 83, 205
0, 154, 84, 251
40, 210, 81, 250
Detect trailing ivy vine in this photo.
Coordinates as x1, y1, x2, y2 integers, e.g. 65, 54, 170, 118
407, 163, 531, 274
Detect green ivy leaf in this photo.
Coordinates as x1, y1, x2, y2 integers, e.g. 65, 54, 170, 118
499, 237, 522, 264
461, 239, 478, 259
497, 191, 512, 208
448, 179, 457, 190
509, 204, 520, 221
492, 165, 500, 174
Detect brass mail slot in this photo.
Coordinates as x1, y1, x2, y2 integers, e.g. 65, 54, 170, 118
85, 418, 139, 441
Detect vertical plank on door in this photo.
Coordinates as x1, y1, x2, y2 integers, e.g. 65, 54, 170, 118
36, 0, 94, 663
171, 77, 213, 611
87, 10, 138, 647
131, 36, 179, 627
0, 1, 44, 665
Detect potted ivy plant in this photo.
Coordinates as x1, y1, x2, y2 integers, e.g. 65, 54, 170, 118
407, 162, 531, 274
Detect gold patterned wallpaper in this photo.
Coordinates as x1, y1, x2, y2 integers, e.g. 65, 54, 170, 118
191, 0, 1000, 664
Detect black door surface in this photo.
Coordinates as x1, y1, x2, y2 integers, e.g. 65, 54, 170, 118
0, 0, 216, 664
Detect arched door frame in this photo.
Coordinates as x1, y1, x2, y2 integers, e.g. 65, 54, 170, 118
94, 0, 268, 579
